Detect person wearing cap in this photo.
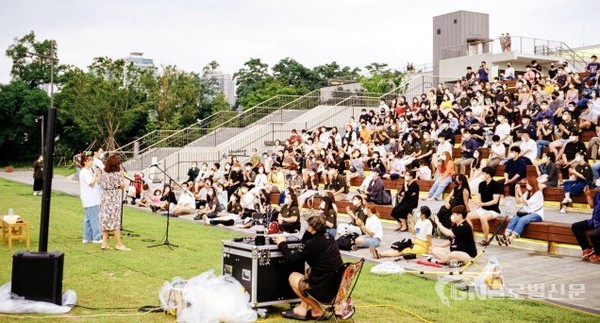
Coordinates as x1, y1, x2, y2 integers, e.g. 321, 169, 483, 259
560, 151, 593, 213
466, 167, 502, 246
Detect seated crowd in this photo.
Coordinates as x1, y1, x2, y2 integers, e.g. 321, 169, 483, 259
130, 57, 600, 264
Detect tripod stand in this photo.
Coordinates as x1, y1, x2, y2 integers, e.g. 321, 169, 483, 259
119, 165, 140, 237
148, 165, 179, 250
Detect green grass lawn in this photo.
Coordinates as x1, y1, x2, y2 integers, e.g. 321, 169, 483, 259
11, 165, 75, 177
0, 178, 598, 322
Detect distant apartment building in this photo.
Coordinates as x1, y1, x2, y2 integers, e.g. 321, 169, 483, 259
125, 52, 154, 70
205, 71, 236, 106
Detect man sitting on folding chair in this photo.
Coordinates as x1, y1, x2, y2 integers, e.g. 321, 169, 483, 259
275, 215, 344, 321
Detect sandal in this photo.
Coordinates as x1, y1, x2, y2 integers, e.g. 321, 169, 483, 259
101, 246, 112, 250
282, 309, 308, 321
497, 234, 507, 246
478, 240, 489, 246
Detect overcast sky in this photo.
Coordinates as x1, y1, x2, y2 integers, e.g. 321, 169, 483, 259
1, 0, 598, 83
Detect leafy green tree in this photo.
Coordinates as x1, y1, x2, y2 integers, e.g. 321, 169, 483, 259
272, 57, 321, 92
56, 57, 150, 152
358, 62, 405, 94
146, 65, 202, 130
313, 61, 361, 83
0, 81, 50, 163
234, 58, 270, 108
5, 31, 66, 88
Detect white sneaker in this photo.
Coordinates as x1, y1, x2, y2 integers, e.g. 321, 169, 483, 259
82, 240, 90, 244
92, 240, 102, 244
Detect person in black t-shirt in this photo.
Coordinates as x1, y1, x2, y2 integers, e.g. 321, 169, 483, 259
466, 167, 502, 245
276, 215, 344, 320
430, 205, 477, 265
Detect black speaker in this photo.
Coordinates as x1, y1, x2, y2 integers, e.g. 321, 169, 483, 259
11, 251, 64, 305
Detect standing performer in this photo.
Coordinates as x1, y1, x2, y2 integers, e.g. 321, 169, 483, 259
32, 154, 44, 196
79, 154, 102, 244
99, 155, 130, 251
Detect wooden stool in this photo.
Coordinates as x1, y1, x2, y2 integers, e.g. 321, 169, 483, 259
1, 218, 30, 249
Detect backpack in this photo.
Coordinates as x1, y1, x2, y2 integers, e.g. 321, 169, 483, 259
390, 238, 414, 252
336, 233, 359, 251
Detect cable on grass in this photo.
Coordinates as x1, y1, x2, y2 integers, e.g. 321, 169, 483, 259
355, 304, 432, 323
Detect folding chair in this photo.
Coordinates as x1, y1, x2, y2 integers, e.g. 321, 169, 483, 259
313, 258, 365, 322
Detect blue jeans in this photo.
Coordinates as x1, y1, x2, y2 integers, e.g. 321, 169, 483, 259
592, 163, 600, 182
356, 236, 381, 248
506, 213, 542, 237
564, 180, 587, 196
83, 205, 101, 241
326, 228, 337, 239
428, 176, 453, 200
536, 139, 550, 159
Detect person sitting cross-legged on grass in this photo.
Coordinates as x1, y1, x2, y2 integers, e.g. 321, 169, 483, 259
275, 215, 344, 321
370, 206, 433, 259
429, 205, 477, 265
571, 186, 600, 262
498, 177, 544, 246
466, 166, 502, 246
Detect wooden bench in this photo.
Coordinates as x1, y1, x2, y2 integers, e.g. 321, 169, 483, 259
470, 218, 577, 251
268, 193, 579, 249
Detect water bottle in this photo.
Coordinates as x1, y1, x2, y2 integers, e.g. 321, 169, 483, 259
8, 208, 14, 216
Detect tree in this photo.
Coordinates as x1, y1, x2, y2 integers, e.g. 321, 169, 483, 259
0, 81, 50, 163
146, 65, 202, 131
313, 61, 361, 84
234, 58, 270, 108
56, 57, 150, 152
5, 31, 66, 88
272, 57, 321, 92
358, 62, 405, 94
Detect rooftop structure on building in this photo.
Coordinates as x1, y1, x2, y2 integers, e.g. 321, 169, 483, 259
125, 52, 154, 70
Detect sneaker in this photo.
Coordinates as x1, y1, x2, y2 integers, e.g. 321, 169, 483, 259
193, 215, 201, 221
582, 248, 595, 260
351, 244, 359, 251
82, 240, 90, 244
589, 254, 600, 263
92, 240, 103, 244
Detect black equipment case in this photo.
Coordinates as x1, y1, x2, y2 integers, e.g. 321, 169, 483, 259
222, 239, 304, 308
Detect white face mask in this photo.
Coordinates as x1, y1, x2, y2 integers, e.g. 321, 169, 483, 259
450, 214, 459, 223
207, 191, 213, 196
284, 198, 290, 204
510, 152, 516, 159
541, 157, 548, 163
562, 115, 569, 121
352, 200, 359, 206
575, 156, 582, 162
404, 176, 411, 181
440, 155, 446, 161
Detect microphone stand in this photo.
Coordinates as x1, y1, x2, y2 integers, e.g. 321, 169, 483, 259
119, 164, 139, 237
148, 164, 180, 250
